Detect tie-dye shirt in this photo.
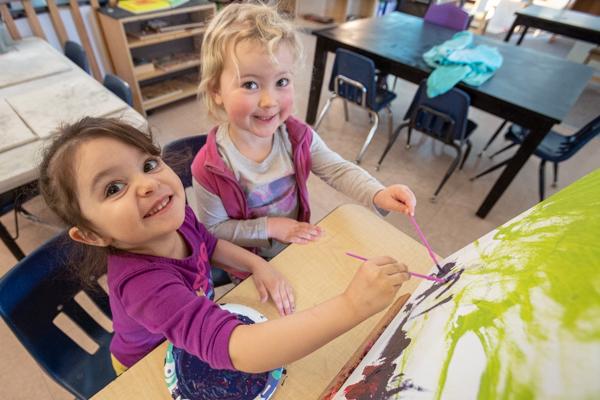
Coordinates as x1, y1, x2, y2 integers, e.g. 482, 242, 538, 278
216, 128, 299, 258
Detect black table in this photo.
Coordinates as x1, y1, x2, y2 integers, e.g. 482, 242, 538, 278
307, 12, 592, 218
505, 4, 600, 46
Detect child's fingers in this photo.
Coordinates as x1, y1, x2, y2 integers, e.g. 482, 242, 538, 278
285, 283, 295, 313
255, 281, 268, 303
389, 271, 411, 286
379, 263, 405, 277
279, 282, 293, 315
269, 285, 285, 316
368, 255, 398, 266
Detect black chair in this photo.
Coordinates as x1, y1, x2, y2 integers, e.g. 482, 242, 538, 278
377, 80, 477, 201
162, 135, 232, 288
0, 232, 114, 399
314, 48, 397, 164
64, 40, 90, 74
102, 74, 133, 107
471, 115, 600, 201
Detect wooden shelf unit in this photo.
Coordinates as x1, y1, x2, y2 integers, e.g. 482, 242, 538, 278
98, 0, 215, 116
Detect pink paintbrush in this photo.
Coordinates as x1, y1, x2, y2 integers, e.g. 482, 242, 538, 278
408, 214, 442, 272
345, 252, 446, 283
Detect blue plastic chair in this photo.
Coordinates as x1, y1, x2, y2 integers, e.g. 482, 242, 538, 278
377, 80, 477, 200
103, 74, 133, 106
314, 48, 397, 164
471, 115, 600, 201
64, 40, 90, 74
424, 3, 470, 31
0, 232, 114, 399
162, 135, 232, 288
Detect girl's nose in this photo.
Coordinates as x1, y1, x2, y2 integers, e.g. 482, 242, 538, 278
259, 89, 277, 108
136, 175, 159, 196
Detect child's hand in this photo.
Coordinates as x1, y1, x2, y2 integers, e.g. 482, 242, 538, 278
267, 217, 323, 244
251, 263, 295, 316
343, 256, 410, 319
373, 184, 417, 216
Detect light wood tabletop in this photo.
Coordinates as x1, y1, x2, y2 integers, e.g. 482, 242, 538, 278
92, 204, 436, 400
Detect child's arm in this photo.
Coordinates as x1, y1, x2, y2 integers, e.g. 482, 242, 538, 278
228, 256, 410, 373
309, 131, 416, 216
193, 179, 322, 246
192, 179, 271, 247
211, 239, 295, 316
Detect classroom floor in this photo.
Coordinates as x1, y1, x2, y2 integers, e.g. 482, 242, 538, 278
1, 29, 599, 399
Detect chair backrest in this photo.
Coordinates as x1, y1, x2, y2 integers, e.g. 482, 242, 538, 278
558, 114, 600, 161
103, 74, 133, 106
328, 48, 377, 109
64, 40, 90, 74
406, 80, 471, 144
162, 135, 207, 189
424, 3, 470, 31
0, 232, 114, 399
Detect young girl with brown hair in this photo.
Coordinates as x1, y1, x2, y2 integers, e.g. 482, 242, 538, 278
39, 117, 410, 375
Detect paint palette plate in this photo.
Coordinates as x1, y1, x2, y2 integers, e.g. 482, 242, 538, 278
164, 303, 285, 400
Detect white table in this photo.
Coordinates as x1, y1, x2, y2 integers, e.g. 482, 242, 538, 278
0, 38, 146, 259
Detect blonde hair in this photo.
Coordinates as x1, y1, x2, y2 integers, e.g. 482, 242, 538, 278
199, 2, 303, 120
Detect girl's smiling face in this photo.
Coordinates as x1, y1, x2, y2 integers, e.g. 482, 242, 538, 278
71, 136, 186, 255
213, 40, 296, 141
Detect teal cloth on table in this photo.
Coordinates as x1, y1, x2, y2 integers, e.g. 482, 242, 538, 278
423, 31, 503, 97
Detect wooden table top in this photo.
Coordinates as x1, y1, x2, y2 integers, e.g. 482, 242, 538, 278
92, 204, 436, 400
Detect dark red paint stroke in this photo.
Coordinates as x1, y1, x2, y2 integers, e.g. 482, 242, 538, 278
343, 262, 460, 399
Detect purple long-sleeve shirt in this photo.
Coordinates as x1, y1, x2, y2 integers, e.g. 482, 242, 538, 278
107, 206, 242, 369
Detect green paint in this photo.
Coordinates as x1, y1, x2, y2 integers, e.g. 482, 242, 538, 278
431, 170, 600, 398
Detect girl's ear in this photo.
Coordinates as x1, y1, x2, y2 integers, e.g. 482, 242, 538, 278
212, 88, 223, 106
68, 226, 111, 247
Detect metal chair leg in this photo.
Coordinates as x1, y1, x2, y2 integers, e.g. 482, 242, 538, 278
0, 222, 25, 260
386, 106, 393, 141
470, 158, 511, 181
314, 95, 336, 130
376, 122, 408, 171
355, 112, 379, 164
432, 146, 462, 201
489, 142, 518, 159
406, 127, 413, 149
459, 139, 472, 170
479, 120, 508, 157
343, 100, 349, 122
539, 160, 546, 201
552, 162, 559, 188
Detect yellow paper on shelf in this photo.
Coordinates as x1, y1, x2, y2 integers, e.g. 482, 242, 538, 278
117, 0, 171, 14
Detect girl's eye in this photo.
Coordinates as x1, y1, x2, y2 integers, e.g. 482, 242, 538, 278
143, 158, 159, 173
105, 182, 125, 197
242, 81, 258, 90
277, 78, 290, 87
